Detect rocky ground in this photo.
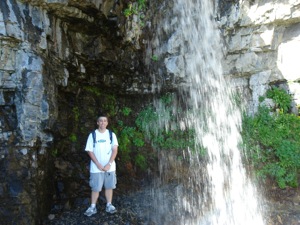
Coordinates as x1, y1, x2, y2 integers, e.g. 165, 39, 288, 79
264, 187, 300, 225
42, 180, 300, 225
42, 190, 159, 225
42, 178, 156, 225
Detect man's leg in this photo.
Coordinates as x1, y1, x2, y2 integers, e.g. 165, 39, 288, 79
84, 173, 102, 216
84, 191, 99, 216
105, 189, 116, 213
105, 189, 113, 203
90, 172, 103, 205
104, 172, 117, 213
91, 191, 99, 204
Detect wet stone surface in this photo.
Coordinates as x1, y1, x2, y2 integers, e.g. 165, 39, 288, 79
43, 184, 300, 225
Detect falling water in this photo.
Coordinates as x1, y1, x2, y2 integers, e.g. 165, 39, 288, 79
147, 0, 266, 224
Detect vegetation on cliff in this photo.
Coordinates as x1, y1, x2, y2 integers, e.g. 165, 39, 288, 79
242, 87, 300, 189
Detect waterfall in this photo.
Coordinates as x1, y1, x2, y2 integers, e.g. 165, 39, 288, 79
147, 0, 266, 224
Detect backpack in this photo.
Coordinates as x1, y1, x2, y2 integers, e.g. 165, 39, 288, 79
92, 129, 113, 148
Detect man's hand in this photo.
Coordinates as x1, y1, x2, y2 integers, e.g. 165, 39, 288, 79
87, 151, 105, 171
96, 163, 105, 171
103, 163, 111, 171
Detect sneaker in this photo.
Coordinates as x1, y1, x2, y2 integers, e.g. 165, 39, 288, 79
106, 204, 117, 214
84, 206, 97, 217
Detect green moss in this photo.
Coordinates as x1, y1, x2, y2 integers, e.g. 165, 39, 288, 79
83, 86, 117, 117
83, 86, 101, 97
72, 106, 80, 123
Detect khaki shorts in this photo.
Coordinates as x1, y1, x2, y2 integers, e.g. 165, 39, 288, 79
89, 172, 117, 192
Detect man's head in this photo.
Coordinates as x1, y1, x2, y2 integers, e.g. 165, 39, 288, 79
97, 114, 109, 130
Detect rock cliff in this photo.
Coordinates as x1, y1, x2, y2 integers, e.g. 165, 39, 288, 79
0, 0, 149, 224
0, 0, 299, 224
220, 0, 300, 115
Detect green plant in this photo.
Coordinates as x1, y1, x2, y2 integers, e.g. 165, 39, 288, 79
83, 86, 117, 117
114, 93, 200, 173
72, 106, 80, 122
51, 148, 58, 157
242, 87, 300, 188
114, 120, 146, 170
124, 6, 135, 17
124, 0, 147, 19
121, 107, 132, 116
135, 153, 147, 170
266, 87, 292, 113
135, 94, 196, 152
259, 96, 265, 103
124, 0, 145, 17
112, 104, 146, 172
69, 133, 77, 142
83, 86, 101, 96
138, 0, 146, 8
151, 55, 158, 61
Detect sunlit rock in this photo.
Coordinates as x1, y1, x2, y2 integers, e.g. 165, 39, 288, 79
221, 0, 300, 114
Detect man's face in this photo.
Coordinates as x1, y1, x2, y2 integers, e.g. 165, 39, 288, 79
97, 117, 108, 129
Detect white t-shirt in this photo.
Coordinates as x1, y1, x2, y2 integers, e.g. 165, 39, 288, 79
85, 129, 118, 173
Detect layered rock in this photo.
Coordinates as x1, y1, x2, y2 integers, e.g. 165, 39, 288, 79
0, 10, 54, 225
0, 0, 149, 224
146, 0, 300, 114
220, 0, 300, 115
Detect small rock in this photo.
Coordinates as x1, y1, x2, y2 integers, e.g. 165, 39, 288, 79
48, 214, 55, 220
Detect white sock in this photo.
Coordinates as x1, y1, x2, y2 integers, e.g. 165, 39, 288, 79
91, 203, 96, 208
107, 202, 111, 206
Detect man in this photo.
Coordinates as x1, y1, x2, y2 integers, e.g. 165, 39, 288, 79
84, 114, 119, 217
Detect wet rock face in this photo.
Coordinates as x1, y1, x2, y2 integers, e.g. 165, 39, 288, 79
0, 36, 54, 224
0, 0, 150, 224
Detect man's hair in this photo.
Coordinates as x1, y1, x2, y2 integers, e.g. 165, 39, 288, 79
97, 113, 109, 122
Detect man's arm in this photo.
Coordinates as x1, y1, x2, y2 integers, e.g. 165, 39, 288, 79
104, 145, 118, 171
87, 151, 105, 171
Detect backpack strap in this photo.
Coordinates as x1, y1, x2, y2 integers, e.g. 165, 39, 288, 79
92, 130, 113, 147
92, 131, 96, 148
108, 129, 113, 144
